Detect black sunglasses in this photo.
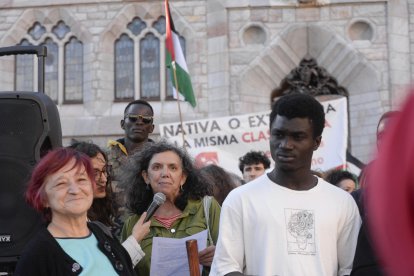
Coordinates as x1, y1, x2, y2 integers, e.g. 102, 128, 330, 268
125, 114, 153, 124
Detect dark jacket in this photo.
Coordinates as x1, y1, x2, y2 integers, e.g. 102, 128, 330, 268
14, 222, 136, 276
350, 189, 384, 276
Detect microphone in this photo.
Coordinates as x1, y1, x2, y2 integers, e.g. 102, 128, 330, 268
144, 192, 166, 222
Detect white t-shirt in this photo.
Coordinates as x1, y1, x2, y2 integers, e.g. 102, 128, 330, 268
210, 174, 361, 276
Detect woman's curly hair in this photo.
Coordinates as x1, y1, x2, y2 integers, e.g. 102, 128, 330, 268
122, 140, 212, 215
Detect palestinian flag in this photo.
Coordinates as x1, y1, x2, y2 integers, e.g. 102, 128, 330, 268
165, 0, 196, 107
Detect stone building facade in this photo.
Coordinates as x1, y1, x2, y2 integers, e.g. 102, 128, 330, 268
0, 0, 411, 164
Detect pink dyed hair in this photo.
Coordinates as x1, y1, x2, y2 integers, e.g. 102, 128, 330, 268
25, 147, 96, 222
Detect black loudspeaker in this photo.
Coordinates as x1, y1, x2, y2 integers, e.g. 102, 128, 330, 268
0, 92, 62, 267
0, 46, 62, 273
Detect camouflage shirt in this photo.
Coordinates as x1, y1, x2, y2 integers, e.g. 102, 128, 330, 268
107, 138, 129, 239
106, 138, 154, 239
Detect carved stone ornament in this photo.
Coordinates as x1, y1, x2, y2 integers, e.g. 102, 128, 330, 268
271, 56, 348, 99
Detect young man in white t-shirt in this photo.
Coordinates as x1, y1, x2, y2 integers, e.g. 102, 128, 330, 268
211, 93, 361, 276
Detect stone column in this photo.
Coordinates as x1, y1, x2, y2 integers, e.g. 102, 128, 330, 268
206, 0, 230, 116
388, 0, 411, 107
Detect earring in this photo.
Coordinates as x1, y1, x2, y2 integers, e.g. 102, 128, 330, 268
146, 182, 150, 190
180, 185, 184, 192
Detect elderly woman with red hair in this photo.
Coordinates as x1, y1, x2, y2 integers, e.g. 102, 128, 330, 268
14, 148, 146, 276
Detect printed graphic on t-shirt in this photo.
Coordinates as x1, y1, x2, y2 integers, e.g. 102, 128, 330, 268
285, 208, 316, 255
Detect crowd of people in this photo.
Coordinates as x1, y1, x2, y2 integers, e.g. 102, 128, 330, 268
13, 91, 400, 275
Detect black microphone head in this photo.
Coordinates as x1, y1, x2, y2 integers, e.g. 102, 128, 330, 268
153, 192, 166, 205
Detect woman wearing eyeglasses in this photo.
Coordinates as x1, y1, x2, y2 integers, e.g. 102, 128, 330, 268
69, 141, 116, 226
69, 141, 151, 267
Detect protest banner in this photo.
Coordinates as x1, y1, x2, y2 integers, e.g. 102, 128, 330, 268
159, 97, 347, 176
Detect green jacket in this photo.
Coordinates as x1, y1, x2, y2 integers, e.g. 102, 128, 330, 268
121, 198, 221, 276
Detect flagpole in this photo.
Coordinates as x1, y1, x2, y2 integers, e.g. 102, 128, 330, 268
172, 61, 187, 150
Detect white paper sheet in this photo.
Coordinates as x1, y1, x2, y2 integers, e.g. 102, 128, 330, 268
150, 230, 207, 276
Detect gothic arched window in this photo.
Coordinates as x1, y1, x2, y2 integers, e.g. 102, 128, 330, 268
15, 39, 34, 92
115, 34, 134, 100
140, 32, 160, 99
15, 21, 84, 104
114, 16, 186, 101
64, 37, 83, 102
